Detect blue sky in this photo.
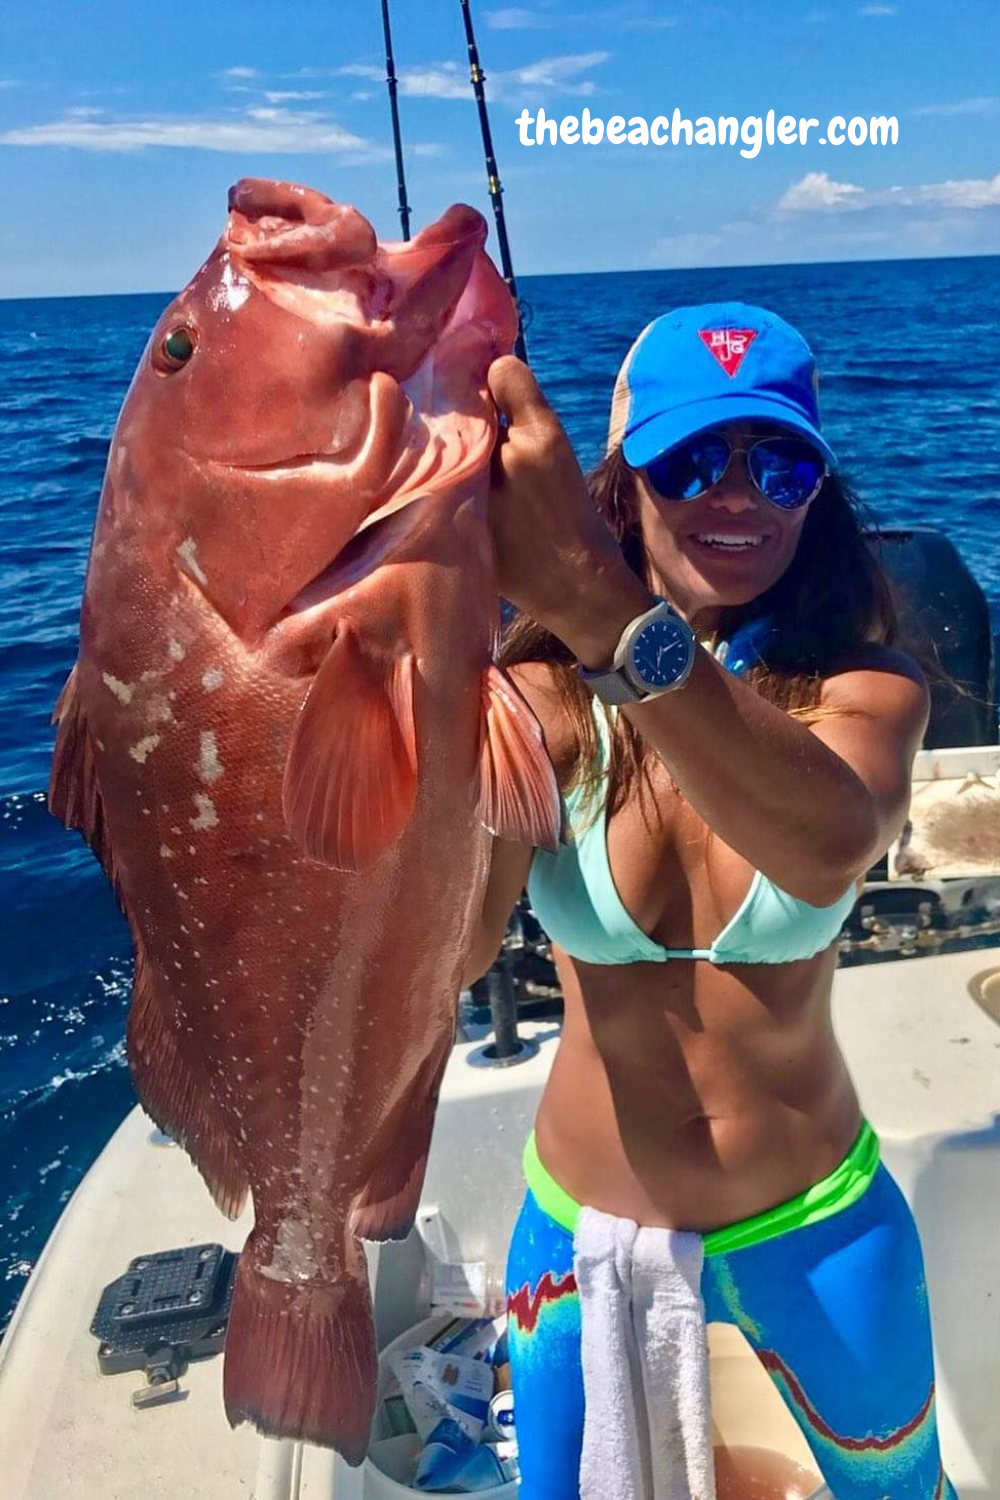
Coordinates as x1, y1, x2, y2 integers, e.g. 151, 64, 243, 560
1, 0, 998, 297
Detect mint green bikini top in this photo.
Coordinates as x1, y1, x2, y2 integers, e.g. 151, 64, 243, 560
527, 702, 857, 967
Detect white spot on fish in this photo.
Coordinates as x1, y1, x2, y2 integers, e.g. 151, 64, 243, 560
129, 734, 161, 764
190, 792, 219, 830
208, 255, 252, 314
160, 845, 175, 859
102, 673, 133, 705
177, 537, 208, 586
197, 731, 224, 784
201, 667, 224, 692
168, 639, 186, 662
147, 693, 174, 724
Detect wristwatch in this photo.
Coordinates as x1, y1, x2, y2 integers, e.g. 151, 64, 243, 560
578, 598, 696, 705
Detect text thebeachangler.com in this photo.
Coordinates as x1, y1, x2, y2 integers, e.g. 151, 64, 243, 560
514, 108, 899, 159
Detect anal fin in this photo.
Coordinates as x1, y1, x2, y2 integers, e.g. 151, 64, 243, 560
477, 665, 561, 851
128, 951, 249, 1220
282, 627, 417, 872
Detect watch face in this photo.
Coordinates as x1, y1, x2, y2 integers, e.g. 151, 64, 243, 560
630, 615, 692, 690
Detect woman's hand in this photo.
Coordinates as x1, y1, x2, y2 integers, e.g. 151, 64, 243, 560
488, 357, 654, 666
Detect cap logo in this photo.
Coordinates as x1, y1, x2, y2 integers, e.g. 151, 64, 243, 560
699, 327, 757, 378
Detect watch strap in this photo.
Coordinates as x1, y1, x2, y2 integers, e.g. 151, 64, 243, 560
577, 663, 646, 704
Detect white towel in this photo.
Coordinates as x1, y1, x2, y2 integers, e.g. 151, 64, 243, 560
574, 1206, 716, 1500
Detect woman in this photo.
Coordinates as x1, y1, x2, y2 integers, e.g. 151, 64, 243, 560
467, 305, 955, 1499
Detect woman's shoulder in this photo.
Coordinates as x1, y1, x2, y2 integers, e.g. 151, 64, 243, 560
818, 642, 930, 726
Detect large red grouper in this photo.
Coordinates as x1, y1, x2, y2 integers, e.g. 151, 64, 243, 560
49, 178, 559, 1461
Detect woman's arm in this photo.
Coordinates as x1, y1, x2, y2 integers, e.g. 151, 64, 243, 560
487, 358, 929, 906
619, 646, 928, 905
462, 835, 535, 987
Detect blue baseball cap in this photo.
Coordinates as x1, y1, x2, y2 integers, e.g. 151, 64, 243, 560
608, 302, 836, 470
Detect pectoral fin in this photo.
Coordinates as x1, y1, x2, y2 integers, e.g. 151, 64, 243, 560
282, 627, 417, 871
477, 665, 561, 852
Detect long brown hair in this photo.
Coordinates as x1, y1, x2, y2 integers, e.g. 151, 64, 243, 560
500, 445, 900, 820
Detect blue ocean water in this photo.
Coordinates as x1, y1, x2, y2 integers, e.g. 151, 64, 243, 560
1, 257, 999, 1335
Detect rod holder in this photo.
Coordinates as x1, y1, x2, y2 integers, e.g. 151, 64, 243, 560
466, 948, 539, 1069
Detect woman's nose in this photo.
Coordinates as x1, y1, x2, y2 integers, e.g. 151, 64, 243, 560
708, 449, 759, 513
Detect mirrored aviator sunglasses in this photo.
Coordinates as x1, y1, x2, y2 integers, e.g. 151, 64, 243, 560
644, 431, 829, 511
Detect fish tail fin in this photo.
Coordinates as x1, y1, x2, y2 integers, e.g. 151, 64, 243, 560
350, 1045, 449, 1241
128, 954, 249, 1220
477, 664, 561, 851
223, 1229, 376, 1461
282, 629, 418, 871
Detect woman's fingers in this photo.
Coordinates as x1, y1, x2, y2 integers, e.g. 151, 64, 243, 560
487, 356, 553, 430
485, 356, 642, 640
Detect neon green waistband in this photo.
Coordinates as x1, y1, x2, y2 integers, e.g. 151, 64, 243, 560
523, 1120, 880, 1258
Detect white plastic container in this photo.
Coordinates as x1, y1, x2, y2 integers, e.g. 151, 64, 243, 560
364, 1314, 519, 1498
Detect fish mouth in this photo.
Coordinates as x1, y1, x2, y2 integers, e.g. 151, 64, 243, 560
221, 454, 349, 476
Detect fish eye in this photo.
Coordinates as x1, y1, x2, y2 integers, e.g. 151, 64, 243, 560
160, 327, 196, 369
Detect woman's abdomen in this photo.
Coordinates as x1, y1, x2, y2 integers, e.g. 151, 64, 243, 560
535, 944, 861, 1232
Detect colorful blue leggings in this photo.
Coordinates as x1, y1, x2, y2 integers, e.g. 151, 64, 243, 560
506, 1164, 956, 1499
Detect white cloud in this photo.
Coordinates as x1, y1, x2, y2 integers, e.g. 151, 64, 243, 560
389, 66, 469, 101
0, 107, 388, 160
910, 175, 1000, 209
335, 52, 610, 101
485, 7, 553, 27
222, 67, 258, 79
412, 143, 446, 157
778, 169, 1000, 214
0, 79, 21, 89
913, 97, 997, 118
350, 90, 374, 102
858, 3, 897, 12
777, 172, 866, 212
263, 90, 330, 103
279, 67, 340, 80
513, 52, 610, 89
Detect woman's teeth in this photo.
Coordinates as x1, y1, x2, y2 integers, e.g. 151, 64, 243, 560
693, 533, 764, 551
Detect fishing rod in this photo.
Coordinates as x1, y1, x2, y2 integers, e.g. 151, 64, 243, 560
457, 0, 529, 363
380, 0, 411, 240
